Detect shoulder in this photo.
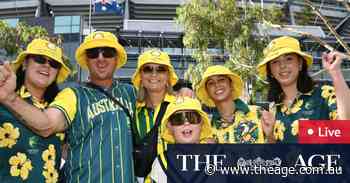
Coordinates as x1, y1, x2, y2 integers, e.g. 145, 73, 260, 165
114, 82, 137, 99
116, 82, 136, 91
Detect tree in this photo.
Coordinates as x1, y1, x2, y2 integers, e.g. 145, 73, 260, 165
176, 0, 283, 103
0, 20, 75, 79
0, 20, 47, 58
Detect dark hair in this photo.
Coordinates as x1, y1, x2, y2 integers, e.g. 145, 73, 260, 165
173, 79, 193, 92
266, 56, 315, 103
16, 65, 59, 103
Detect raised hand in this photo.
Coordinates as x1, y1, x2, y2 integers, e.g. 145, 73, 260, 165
261, 110, 276, 143
322, 51, 346, 78
0, 62, 17, 103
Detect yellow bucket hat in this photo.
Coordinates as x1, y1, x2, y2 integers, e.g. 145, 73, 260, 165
75, 31, 127, 70
161, 97, 213, 144
196, 65, 243, 107
257, 36, 313, 78
12, 39, 71, 83
131, 49, 178, 89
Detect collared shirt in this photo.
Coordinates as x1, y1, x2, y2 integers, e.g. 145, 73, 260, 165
208, 99, 264, 144
50, 81, 137, 183
135, 94, 176, 168
273, 85, 338, 143
0, 86, 63, 182
135, 94, 175, 141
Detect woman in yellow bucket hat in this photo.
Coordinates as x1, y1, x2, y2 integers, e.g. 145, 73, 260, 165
0, 38, 70, 182
257, 36, 350, 143
149, 97, 213, 182
196, 65, 265, 144
131, 49, 179, 179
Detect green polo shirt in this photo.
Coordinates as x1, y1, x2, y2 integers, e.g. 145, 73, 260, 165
272, 85, 338, 143
0, 86, 63, 183
50, 81, 136, 183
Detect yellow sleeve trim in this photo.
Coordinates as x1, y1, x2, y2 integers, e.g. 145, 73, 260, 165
49, 88, 77, 124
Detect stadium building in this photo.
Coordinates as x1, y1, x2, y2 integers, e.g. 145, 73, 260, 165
1, 0, 350, 102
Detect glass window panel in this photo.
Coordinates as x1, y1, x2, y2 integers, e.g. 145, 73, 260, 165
72, 16, 80, 25
71, 26, 80, 33
54, 26, 71, 34
55, 16, 71, 26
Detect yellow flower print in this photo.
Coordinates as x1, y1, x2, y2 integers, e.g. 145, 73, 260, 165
291, 120, 299, 136
0, 123, 20, 148
44, 160, 56, 170
281, 105, 288, 114
290, 100, 303, 114
43, 167, 59, 183
321, 85, 335, 100
9, 152, 33, 180
42, 144, 56, 162
327, 94, 336, 106
55, 133, 65, 141
273, 120, 286, 141
329, 111, 337, 120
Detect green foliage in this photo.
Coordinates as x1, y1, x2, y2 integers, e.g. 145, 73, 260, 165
0, 20, 48, 57
176, 0, 283, 103
0, 20, 76, 79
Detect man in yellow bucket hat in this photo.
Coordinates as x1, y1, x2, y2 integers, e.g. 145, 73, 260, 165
0, 31, 136, 183
0, 38, 70, 182
196, 65, 265, 144
257, 36, 350, 143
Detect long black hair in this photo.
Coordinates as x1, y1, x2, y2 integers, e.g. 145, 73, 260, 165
266, 55, 315, 104
16, 64, 59, 103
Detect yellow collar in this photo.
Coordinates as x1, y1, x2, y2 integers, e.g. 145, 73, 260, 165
17, 86, 48, 109
136, 93, 175, 108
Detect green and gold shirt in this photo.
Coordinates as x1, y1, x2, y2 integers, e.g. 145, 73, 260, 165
273, 85, 338, 143
135, 94, 175, 160
0, 86, 63, 183
50, 81, 136, 183
209, 99, 264, 144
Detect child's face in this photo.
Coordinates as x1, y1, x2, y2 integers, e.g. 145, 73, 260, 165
167, 110, 202, 144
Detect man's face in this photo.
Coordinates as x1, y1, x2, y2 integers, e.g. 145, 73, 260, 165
86, 47, 118, 83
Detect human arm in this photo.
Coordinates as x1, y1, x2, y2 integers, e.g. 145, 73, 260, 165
0, 63, 71, 137
322, 51, 350, 119
261, 110, 276, 143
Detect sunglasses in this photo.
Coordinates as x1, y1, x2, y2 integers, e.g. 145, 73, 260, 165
86, 47, 117, 59
169, 111, 201, 126
29, 55, 61, 69
142, 65, 168, 74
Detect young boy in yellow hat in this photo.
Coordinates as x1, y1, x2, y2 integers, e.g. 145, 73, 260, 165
148, 97, 213, 182
0, 38, 70, 182
257, 36, 350, 143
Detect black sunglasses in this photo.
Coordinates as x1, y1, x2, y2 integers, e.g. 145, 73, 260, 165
142, 65, 168, 74
29, 55, 61, 69
169, 111, 201, 126
86, 47, 117, 59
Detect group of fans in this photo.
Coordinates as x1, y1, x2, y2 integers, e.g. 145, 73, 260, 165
0, 31, 349, 183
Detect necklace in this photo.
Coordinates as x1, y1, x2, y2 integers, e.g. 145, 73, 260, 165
219, 115, 234, 129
